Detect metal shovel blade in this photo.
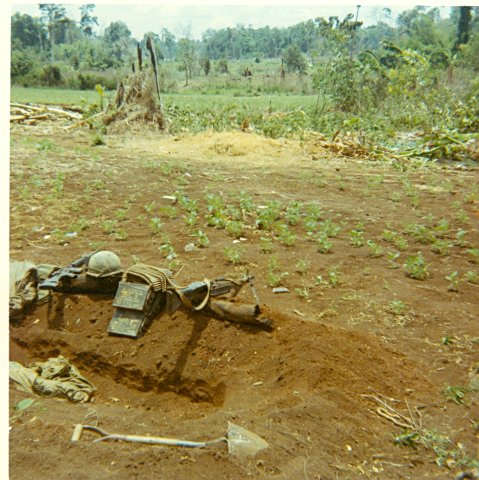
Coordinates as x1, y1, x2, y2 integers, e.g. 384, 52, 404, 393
226, 422, 269, 457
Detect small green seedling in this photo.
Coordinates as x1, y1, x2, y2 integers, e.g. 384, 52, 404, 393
260, 237, 274, 253
225, 220, 244, 238
101, 219, 118, 235
465, 270, 479, 285
456, 210, 470, 223
316, 267, 341, 288
115, 209, 128, 221
277, 225, 296, 246
390, 191, 402, 203
73, 217, 90, 231
115, 229, 128, 241
316, 233, 333, 253
317, 217, 341, 237
295, 259, 309, 274
455, 229, 469, 247
255, 201, 281, 231
159, 243, 175, 259
159, 206, 178, 219
467, 249, 479, 264
239, 191, 254, 213
53, 172, 65, 197
144, 201, 157, 214
191, 230, 210, 248
386, 251, 401, 269
404, 252, 429, 280
366, 240, 383, 258
304, 203, 322, 222
89, 240, 107, 250
224, 246, 243, 264
382, 229, 397, 243
150, 217, 163, 234
432, 239, 451, 256
388, 300, 407, 316
394, 236, 409, 251
285, 201, 302, 226
445, 271, 460, 292
267, 256, 288, 287
404, 224, 436, 244
295, 285, 310, 300
350, 229, 365, 247
442, 385, 467, 405
183, 211, 198, 227
434, 218, 450, 236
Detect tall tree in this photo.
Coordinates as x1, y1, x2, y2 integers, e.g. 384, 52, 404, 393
160, 28, 176, 59
454, 6, 473, 53
283, 44, 307, 73
177, 38, 197, 85
11, 13, 46, 51
104, 21, 132, 61
39, 4, 68, 62
80, 4, 98, 38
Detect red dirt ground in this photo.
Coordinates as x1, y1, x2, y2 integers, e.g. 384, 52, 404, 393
9, 122, 479, 479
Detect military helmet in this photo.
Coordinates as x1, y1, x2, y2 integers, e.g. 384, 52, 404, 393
87, 251, 122, 277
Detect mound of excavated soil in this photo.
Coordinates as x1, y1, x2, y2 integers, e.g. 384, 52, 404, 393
10, 294, 434, 479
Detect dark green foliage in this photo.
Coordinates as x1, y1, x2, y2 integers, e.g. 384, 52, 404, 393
282, 45, 307, 74
10, 49, 38, 80
76, 72, 118, 91
201, 57, 211, 76
454, 6, 473, 52
11, 13, 47, 50
41, 64, 62, 86
217, 58, 228, 73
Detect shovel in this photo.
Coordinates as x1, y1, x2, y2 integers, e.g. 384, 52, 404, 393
71, 422, 268, 457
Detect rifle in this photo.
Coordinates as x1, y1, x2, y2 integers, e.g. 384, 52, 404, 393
108, 266, 271, 338
38, 251, 121, 295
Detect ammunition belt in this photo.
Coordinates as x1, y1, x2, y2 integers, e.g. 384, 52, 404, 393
122, 264, 171, 292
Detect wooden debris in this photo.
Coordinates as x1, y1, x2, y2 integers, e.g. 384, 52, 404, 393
10, 102, 82, 125
63, 112, 105, 131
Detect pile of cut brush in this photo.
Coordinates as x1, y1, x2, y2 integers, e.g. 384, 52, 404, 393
103, 36, 165, 131
306, 130, 479, 165
103, 70, 165, 130
10, 103, 82, 126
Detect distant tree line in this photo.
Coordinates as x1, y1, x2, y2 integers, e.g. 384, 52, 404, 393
10, 4, 479, 88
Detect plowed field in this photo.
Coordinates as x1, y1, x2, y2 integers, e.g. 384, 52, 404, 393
9, 122, 479, 479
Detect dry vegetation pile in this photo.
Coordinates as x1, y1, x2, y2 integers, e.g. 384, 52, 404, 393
103, 71, 165, 130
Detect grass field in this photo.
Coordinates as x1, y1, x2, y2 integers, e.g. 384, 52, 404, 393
10, 86, 318, 112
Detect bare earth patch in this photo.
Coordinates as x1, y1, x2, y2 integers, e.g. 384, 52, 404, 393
9, 122, 479, 479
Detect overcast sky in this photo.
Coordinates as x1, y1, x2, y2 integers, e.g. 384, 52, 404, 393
9, 2, 453, 40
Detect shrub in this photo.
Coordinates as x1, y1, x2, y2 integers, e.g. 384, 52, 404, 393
11, 49, 37, 80
77, 71, 117, 91
40, 65, 63, 86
